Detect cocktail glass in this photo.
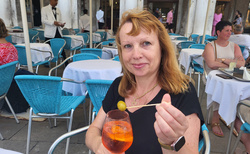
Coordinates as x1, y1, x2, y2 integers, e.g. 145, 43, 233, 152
102, 109, 133, 154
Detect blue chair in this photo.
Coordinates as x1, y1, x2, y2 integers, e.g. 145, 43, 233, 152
189, 44, 205, 49
0, 61, 19, 125
190, 34, 199, 43
36, 29, 45, 42
107, 38, 115, 41
180, 41, 196, 50
5, 35, 14, 44
238, 45, 245, 54
15, 45, 53, 74
15, 75, 86, 154
95, 31, 107, 41
199, 124, 210, 153
113, 55, 120, 61
168, 33, 180, 36
80, 48, 102, 58
230, 100, 250, 153
85, 79, 113, 123
76, 33, 89, 48
198, 35, 213, 44
63, 36, 83, 55
62, 28, 70, 35
73, 28, 80, 34
28, 30, 39, 43
95, 40, 115, 48
176, 36, 188, 41
73, 53, 100, 62
12, 26, 22, 30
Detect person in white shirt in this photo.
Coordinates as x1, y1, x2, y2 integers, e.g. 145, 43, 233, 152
79, 9, 90, 33
96, 7, 104, 29
229, 24, 250, 60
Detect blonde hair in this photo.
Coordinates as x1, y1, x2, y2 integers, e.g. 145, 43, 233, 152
115, 10, 191, 97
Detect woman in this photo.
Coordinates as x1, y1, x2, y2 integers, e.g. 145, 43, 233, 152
85, 10, 204, 154
203, 21, 245, 137
0, 18, 18, 65
212, 6, 222, 36
235, 12, 242, 26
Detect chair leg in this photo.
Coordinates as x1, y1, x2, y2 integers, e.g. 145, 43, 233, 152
230, 130, 243, 154
4, 96, 19, 123
26, 108, 33, 154
65, 109, 74, 154
91, 112, 96, 124
36, 65, 39, 74
0, 132, 4, 140
88, 101, 92, 125
197, 73, 200, 97
226, 122, 235, 154
206, 107, 212, 125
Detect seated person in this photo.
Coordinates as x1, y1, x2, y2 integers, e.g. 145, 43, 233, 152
0, 18, 18, 65
203, 21, 245, 137
229, 24, 250, 60
85, 10, 204, 153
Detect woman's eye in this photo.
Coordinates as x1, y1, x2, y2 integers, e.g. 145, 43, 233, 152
124, 44, 132, 48
143, 41, 151, 46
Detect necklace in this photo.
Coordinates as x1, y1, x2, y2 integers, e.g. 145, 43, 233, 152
132, 83, 158, 106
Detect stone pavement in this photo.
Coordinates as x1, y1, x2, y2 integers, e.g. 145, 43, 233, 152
0, 64, 246, 154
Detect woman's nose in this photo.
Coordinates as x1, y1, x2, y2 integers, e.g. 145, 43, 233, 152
132, 45, 142, 59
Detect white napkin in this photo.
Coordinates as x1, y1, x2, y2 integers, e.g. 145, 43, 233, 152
240, 67, 250, 80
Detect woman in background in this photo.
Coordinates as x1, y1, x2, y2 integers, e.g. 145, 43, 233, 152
212, 6, 223, 36
0, 18, 18, 65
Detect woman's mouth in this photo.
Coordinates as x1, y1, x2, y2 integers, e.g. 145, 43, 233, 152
132, 63, 146, 69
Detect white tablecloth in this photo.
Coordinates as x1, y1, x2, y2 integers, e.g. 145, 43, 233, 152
93, 33, 102, 42
63, 35, 84, 49
102, 47, 118, 59
9, 32, 24, 44
17, 43, 53, 64
178, 48, 204, 74
205, 70, 250, 125
171, 40, 185, 56
169, 35, 183, 40
62, 59, 122, 96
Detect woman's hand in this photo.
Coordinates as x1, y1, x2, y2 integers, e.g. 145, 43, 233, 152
95, 143, 125, 154
154, 94, 189, 145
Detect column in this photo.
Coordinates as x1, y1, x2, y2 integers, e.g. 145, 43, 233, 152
119, 0, 143, 22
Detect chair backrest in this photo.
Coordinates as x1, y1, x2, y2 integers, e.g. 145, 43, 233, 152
176, 36, 188, 41
199, 35, 212, 44
73, 28, 80, 34
77, 33, 89, 44
190, 34, 199, 43
113, 55, 120, 61
102, 41, 115, 46
62, 37, 72, 50
189, 44, 206, 49
107, 38, 115, 41
73, 53, 100, 62
0, 61, 18, 96
238, 45, 245, 54
29, 30, 39, 43
199, 124, 210, 153
50, 38, 66, 62
15, 75, 63, 114
5, 35, 13, 44
180, 41, 196, 49
80, 48, 103, 58
62, 28, 70, 35
36, 30, 45, 42
95, 31, 107, 41
85, 79, 113, 114
168, 33, 179, 36
15, 45, 29, 65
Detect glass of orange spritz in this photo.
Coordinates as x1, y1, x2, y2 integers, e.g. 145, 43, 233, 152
102, 109, 133, 154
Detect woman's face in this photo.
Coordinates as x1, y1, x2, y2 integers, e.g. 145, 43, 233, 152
217, 25, 232, 40
119, 22, 161, 78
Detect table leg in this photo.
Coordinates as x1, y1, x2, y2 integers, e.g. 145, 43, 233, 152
226, 121, 235, 154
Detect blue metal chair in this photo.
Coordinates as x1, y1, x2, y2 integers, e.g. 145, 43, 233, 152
238, 45, 245, 54
95, 31, 107, 41
0, 61, 19, 125
15, 45, 53, 74
95, 40, 115, 48
113, 55, 120, 61
15, 75, 86, 154
199, 124, 210, 154
168, 33, 180, 36
62, 28, 70, 35
63, 36, 83, 55
176, 36, 188, 41
73, 53, 100, 62
190, 34, 199, 43
80, 48, 103, 58
180, 41, 196, 50
73, 28, 80, 34
85, 79, 113, 123
5, 35, 14, 44
36, 29, 45, 42
28, 30, 39, 43
189, 44, 205, 49
198, 35, 214, 44
76, 33, 89, 48
107, 38, 115, 41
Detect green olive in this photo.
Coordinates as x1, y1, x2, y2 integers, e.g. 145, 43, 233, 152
117, 101, 126, 111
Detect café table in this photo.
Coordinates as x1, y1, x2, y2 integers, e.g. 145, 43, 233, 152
63, 35, 85, 49
102, 46, 118, 59
9, 32, 25, 44
171, 40, 186, 56
205, 69, 250, 153
16, 43, 53, 64
62, 59, 122, 96
178, 48, 204, 74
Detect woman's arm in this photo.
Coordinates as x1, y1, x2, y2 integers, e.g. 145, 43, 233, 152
85, 107, 112, 154
154, 94, 200, 154
202, 43, 228, 69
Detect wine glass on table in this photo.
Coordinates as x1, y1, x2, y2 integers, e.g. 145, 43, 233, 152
102, 109, 133, 154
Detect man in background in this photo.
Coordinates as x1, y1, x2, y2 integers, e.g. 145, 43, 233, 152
79, 9, 90, 33
96, 7, 104, 29
229, 24, 250, 60
41, 0, 67, 64
166, 8, 174, 33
